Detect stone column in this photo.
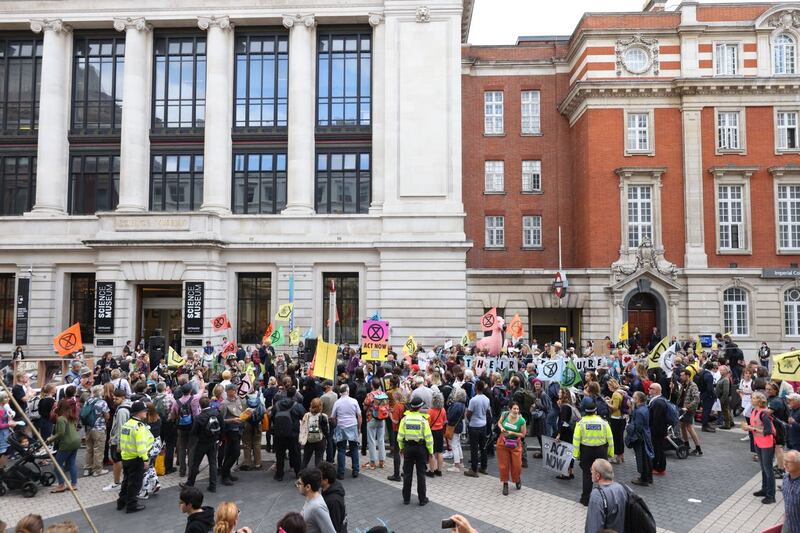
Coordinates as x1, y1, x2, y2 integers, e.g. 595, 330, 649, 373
368, 14, 385, 214
682, 106, 708, 268
198, 16, 234, 214
114, 17, 153, 212
756, 29, 772, 77
282, 14, 316, 215
29, 19, 72, 216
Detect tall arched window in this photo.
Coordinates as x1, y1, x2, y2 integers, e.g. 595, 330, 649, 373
785, 288, 800, 337
774, 33, 797, 75
723, 287, 749, 336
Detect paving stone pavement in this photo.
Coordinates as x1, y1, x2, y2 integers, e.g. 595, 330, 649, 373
1, 422, 787, 532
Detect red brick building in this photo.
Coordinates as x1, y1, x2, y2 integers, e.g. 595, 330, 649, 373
463, 1, 800, 351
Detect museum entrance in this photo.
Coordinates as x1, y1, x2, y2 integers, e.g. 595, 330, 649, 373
627, 292, 658, 348
136, 284, 183, 355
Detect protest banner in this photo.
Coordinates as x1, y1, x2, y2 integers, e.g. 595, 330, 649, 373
541, 436, 574, 476
361, 319, 390, 361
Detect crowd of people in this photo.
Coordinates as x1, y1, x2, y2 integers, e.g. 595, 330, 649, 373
0, 328, 798, 532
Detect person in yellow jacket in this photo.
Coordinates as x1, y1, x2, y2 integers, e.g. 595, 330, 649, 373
397, 397, 433, 506
117, 401, 154, 514
572, 397, 614, 507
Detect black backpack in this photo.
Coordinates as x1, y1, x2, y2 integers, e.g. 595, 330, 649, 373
205, 412, 221, 439
693, 370, 707, 394
598, 485, 656, 533
273, 406, 294, 438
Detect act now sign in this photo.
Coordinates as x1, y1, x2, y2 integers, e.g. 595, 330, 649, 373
541, 436, 574, 476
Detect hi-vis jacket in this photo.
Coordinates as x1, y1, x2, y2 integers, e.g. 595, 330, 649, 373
572, 414, 614, 459
119, 417, 155, 461
397, 410, 433, 455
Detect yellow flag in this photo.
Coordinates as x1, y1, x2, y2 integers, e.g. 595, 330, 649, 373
695, 337, 703, 356
461, 331, 470, 346
772, 350, 800, 380
275, 303, 294, 322
167, 346, 186, 368
618, 321, 629, 342
310, 336, 337, 380
648, 336, 669, 369
403, 336, 417, 354
289, 327, 301, 345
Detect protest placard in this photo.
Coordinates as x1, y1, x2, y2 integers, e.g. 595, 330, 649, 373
541, 436, 574, 476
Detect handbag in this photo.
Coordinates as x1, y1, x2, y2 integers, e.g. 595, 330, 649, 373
444, 425, 455, 441
502, 435, 518, 449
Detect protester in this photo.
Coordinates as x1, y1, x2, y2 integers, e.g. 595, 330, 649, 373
628, 391, 654, 486
715, 366, 733, 430
219, 384, 245, 486
319, 461, 347, 533
604, 379, 626, 465
584, 458, 627, 533
241, 391, 265, 471
495, 400, 526, 495
464, 380, 490, 478
397, 397, 432, 506
180, 486, 215, 533
555, 388, 576, 481
445, 387, 467, 473
783, 449, 800, 533
272, 387, 305, 481
14, 514, 44, 533
678, 369, 702, 455
117, 401, 153, 513
297, 467, 337, 533
82, 385, 110, 477
213, 502, 252, 533
331, 385, 361, 480
275, 513, 306, 533
742, 391, 777, 504
0, 391, 23, 470
573, 398, 614, 506
425, 391, 447, 477
47, 399, 81, 493
300, 397, 329, 468
648, 383, 669, 476
172, 383, 202, 477
182, 396, 222, 492
363, 379, 388, 470
104, 388, 130, 492
386, 388, 405, 482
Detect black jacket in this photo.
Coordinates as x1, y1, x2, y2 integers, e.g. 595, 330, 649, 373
322, 480, 348, 533
185, 506, 215, 533
190, 407, 223, 444
648, 396, 668, 437
271, 397, 306, 436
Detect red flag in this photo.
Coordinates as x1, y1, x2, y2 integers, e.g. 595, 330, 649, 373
53, 323, 83, 357
261, 322, 274, 344
211, 313, 231, 332
508, 314, 524, 339
221, 340, 237, 357
480, 307, 497, 332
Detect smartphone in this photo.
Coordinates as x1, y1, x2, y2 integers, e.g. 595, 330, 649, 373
441, 519, 456, 529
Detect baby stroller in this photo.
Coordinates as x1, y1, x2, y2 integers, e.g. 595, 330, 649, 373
138, 437, 163, 500
663, 424, 690, 459
0, 431, 56, 497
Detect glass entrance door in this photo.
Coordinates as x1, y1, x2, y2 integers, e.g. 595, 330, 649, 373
142, 308, 182, 353
138, 284, 183, 354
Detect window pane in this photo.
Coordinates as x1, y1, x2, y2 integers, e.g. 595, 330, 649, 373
315, 152, 370, 214
150, 153, 203, 212
0, 38, 43, 133
0, 155, 36, 215
322, 273, 359, 344
317, 32, 371, 128
153, 36, 206, 129
237, 274, 272, 344
70, 273, 95, 343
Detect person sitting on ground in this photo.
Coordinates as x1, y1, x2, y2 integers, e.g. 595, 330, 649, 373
180, 485, 215, 533
584, 458, 627, 533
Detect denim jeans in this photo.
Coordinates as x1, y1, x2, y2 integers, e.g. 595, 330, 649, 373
336, 439, 360, 476
55, 449, 78, 486
366, 418, 386, 463
757, 446, 776, 499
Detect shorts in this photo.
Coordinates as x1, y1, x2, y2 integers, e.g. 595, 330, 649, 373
110, 444, 122, 462
432, 429, 444, 454
680, 411, 695, 424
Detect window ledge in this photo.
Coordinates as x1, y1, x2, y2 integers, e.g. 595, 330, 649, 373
521, 132, 543, 137
484, 246, 507, 251
521, 246, 544, 251
520, 191, 543, 195
483, 191, 506, 196
716, 149, 747, 156
624, 150, 655, 157
483, 133, 506, 138
777, 148, 800, 155
717, 249, 752, 255
778, 249, 800, 255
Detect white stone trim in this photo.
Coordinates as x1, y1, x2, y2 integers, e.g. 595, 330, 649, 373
771, 167, 800, 254
714, 107, 748, 155
615, 167, 665, 258
710, 167, 755, 255
623, 108, 655, 157
774, 105, 800, 154
717, 280, 757, 339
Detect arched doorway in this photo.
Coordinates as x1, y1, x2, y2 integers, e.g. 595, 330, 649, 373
627, 292, 659, 348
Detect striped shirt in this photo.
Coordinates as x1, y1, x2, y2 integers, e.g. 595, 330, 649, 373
783, 473, 800, 533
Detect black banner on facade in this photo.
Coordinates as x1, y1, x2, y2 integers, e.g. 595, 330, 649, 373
95, 281, 115, 335
15, 277, 29, 346
184, 281, 204, 335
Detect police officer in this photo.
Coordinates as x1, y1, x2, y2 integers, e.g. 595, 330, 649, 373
572, 397, 614, 506
397, 397, 433, 506
117, 401, 154, 513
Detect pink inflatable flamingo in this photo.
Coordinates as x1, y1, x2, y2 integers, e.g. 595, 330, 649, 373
476, 316, 505, 356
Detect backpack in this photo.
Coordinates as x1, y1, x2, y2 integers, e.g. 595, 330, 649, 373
595, 396, 610, 419
306, 413, 324, 443
597, 485, 656, 533
355, 382, 369, 406
618, 391, 632, 416
370, 392, 390, 420
204, 413, 221, 438
177, 399, 193, 427
492, 386, 509, 411
154, 394, 170, 422
514, 389, 535, 416
547, 381, 561, 404
247, 396, 265, 425
26, 395, 41, 421
273, 406, 294, 438
80, 398, 99, 428
693, 370, 707, 394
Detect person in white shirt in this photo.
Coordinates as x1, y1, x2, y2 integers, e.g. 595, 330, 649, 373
330, 385, 362, 480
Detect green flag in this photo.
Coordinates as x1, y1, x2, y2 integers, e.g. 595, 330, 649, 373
269, 325, 285, 347
561, 358, 581, 387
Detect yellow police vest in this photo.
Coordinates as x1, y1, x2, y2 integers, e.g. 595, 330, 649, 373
119, 417, 154, 461
571, 414, 614, 459
397, 410, 434, 455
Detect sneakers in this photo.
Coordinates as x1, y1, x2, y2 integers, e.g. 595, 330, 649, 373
83, 469, 91, 477
93, 469, 109, 477
515, 481, 522, 490
502, 483, 509, 496
102, 483, 121, 492
446, 466, 461, 473
442, 451, 454, 460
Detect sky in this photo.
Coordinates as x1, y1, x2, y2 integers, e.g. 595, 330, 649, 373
468, 0, 763, 45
